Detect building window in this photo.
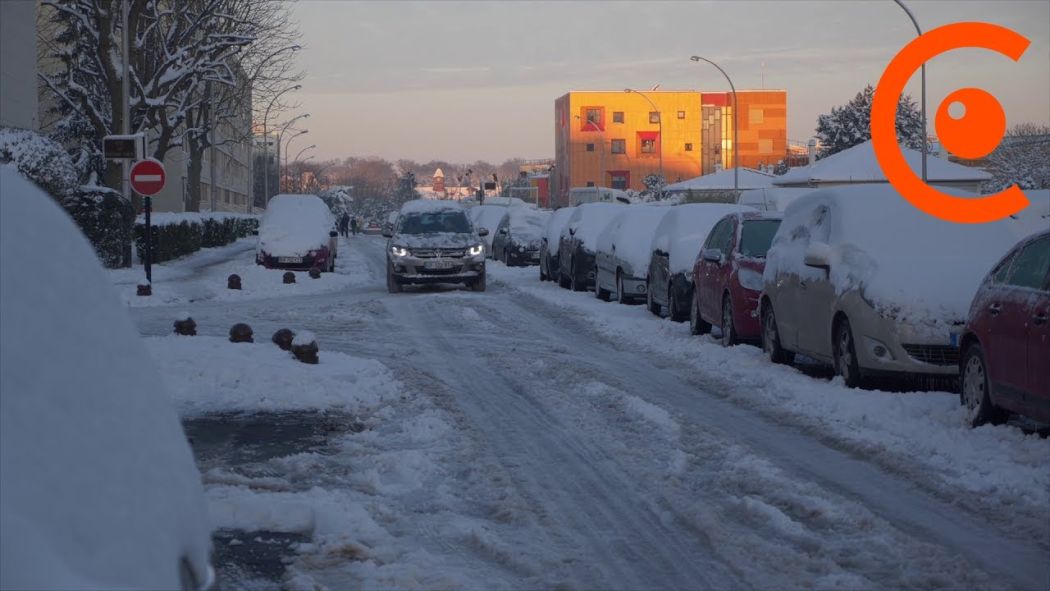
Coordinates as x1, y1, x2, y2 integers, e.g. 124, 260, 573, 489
677, 111, 686, 119
640, 139, 655, 154
758, 138, 774, 154
613, 111, 624, 123
750, 107, 765, 124
580, 106, 605, 131
586, 143, 595, 152
608, 171, 630, 190
611, 139, 626, 154
649, 112, 660, 124
684, 143, 693, 151
586, 181, 595, 187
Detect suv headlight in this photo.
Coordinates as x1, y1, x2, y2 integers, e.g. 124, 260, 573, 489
467, 244, 484, 256
390, 245, 409, 257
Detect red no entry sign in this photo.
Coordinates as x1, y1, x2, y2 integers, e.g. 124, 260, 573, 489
130, 159, 166, 196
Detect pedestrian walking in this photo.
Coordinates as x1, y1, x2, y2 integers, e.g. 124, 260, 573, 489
338, 213, 350, 238
350, 216, 359, 236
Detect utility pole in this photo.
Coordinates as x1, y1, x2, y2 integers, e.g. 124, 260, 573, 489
121, 0, 131, 203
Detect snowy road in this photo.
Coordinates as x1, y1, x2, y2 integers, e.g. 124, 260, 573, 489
125, 235, 1049, 590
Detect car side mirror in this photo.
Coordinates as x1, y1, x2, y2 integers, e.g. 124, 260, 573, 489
329, 230, 338, 238
568, 224, 578, 236
701, 248, 723, 264
478, 227, 489, 237
804, 241, 832, 269
381, 230, 393, 238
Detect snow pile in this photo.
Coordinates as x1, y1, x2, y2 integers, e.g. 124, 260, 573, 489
774, 140, 991, 185
140, 211, 258, 226
595, 206, 671, 273
665, 168, 776, 192
1009, 189, 1050, 239
651, 204, 756, 274
292, 330, 317, 347
0, 165, 211, 589
543, 206, 577, 255
258, 194, 335, 257
766, 185, 1019, 325
0, 127, 78, 200
148, 336, 403, 417
563, 202, 625, 251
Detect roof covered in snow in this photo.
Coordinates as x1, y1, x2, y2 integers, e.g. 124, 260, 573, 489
773, 140, 992, 186
665, 168, 777, 192
258, 194, 335, 256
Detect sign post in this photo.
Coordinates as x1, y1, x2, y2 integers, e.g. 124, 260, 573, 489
129, 159, 166, 283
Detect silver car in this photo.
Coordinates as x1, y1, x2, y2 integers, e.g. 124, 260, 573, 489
760, 185, 1018, 387
384, 200, 488, 293
594, 206, 671, 304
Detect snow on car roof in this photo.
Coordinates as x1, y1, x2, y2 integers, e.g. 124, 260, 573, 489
651, 203, 757, 274
259, 194, 335, 257
773, 140, 992, 185
597, 206, 672, 272
0, 165, 210, 589
399, 199, 466, 215
565, 202, 625, 250
767, 184, 1018, 323
545, 207, 577, 255
1009, 189, 1050, 240
507, 207, 550, 236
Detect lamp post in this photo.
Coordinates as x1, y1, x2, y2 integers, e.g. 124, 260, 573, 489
291, 155, 316, 191
690, 56, 739, 190
281, 129, 308, 191
624, 88, 663, 182
893, 0, 927, 182
261, 83, 302, 203
574, 115, 605, 187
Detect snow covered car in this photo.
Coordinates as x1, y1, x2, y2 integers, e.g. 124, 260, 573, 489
384, 200, 487, 293
692, 211, 782, 346
539, 206, 577, 282
648, 203, 755, 322
959, 228, 1050, 427
492, 207, 551, 266
256, 194, 338, 271
557, 202, 623, 291
760, 185, 1018, 387
594, 206, 671, 304
467, 204, 511, 257
0, 166, 213, 590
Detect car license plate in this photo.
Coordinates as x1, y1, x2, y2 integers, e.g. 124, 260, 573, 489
425, 260, 457, 269
278, 256, 302, 264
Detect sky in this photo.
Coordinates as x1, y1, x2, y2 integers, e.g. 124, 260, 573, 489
289, 0, 1050, 164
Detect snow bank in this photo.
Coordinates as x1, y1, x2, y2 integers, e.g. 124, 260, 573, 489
148, 336, 403, 417
596, 206, 671, 273
139, 211, 258, 227
258, 194, 335, 257
1009, 189, 1050, 239
651, 204, 756, 274
543, 206, 577, 255
0, 165, 211, 589
563, 202, 624, 251
766, 185, 1019, 324
774, 140, 991, 185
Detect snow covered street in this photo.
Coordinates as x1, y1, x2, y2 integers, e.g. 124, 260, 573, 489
123, 235, 1050, 590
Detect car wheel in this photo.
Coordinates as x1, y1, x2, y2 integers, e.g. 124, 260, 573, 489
386, 266, 402, 294
669, 284, 688, 323
689, 291, 711, 335
761, 304, 793, 364
646, 280, 661, 316
721, 294, 738, 347
833, 318, 863, 388
961, 343, 1007, 427
558, 266, 570, 289
570, 260, 583, 292
540, 258, 548, 281
470, 271, 487, 292
594, 267, 610, 301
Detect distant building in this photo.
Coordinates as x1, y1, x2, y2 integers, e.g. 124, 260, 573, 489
433, 168, 445, 193
553, 89, 787, 207
1, 0, 39, 130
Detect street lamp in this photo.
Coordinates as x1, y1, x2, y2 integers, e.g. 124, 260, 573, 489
624, 88, 663, 182
893, 0, 927, 182
293, 144, 316, 164
282, 129, 308, 191
574, 114, 605, 187
292, 155, 316, 191
261, 83, 302, 203
690, 56, 739, 190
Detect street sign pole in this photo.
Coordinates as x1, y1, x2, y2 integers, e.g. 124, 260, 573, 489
129, 159, 166, 285
144, 195, 152, 282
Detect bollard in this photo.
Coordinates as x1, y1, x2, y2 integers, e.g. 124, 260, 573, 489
283, 271, 296, 284
308, 266, 321, 279
227, 274, 242, 290
136, 284, 152, 296
271, 328, 295, 351
173, 316, 197, 336
290, 330, 319, 364
229, 322, 253, 343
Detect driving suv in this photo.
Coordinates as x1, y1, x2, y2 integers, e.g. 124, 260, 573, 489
384, 200, 488, 293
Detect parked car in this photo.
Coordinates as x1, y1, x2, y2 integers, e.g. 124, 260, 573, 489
568, 186, 632, 206
760, 185, 1018, 387
959, 229, 1050, 426
648, 203, 755, 322
256, 194, 338, 271
467, 204, 510, 257
692, 211, 783, 346
492, 207, 551, 266
557, 202, 624, 291
384, 200, 488, 293
594, 206, 671, 303
539, 206, 577, 282
0, 166, 213, 590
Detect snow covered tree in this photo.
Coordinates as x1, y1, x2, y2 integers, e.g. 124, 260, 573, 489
772, 159, 790, 176
815, 85, 926, 158
641, 173, 667, 201
981, 123, 1050, 193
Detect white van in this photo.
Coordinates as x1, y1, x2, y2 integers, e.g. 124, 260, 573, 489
568, 186, 631, 206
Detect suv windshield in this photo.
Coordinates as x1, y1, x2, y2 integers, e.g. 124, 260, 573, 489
740, 219, 781, 258
398, 212, 471, 235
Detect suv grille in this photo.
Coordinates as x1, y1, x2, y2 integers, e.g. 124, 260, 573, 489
412, 248, 465, 258
902, 344, 960, 366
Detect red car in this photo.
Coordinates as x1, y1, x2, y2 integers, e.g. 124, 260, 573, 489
690, 211, 782, 346
959, 228, 1050, 427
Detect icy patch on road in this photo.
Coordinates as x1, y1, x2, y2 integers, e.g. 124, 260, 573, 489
148, 335, 401, 417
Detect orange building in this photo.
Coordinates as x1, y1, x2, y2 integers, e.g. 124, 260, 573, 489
553, 90, 787, 206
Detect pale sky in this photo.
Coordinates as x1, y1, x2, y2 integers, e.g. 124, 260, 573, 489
290, 0, 1050, 163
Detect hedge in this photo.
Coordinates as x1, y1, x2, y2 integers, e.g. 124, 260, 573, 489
134, 212, 259, 263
